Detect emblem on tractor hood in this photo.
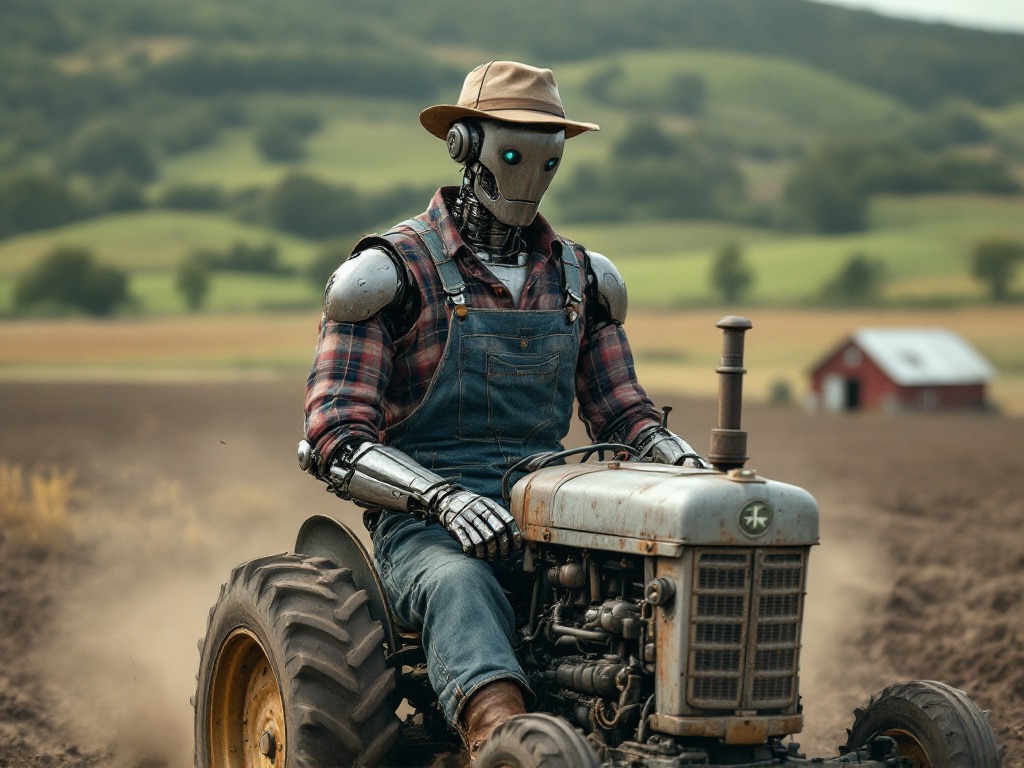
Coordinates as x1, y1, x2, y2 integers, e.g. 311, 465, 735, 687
739, 500, 772, 538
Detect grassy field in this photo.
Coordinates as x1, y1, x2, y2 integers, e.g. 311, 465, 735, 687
0, 211, 319, 275
159, 95, 454, 195
565, 194, 1024, 307
2, 306, 1023, 415
3, 192, 1022, 317
2, 47, 1022, 318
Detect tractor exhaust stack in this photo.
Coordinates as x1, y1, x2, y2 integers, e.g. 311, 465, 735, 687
708, 316, 752, 472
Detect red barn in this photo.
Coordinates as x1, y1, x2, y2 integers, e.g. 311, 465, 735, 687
809, 328, 994, 412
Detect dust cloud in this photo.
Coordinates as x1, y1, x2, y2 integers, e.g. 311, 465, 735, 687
2, 380, 363, 767
796, 496, 897, 756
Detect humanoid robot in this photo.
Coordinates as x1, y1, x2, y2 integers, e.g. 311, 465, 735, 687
304, 60, 703, 759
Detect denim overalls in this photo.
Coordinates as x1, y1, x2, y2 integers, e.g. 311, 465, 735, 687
371, 217, 582, 724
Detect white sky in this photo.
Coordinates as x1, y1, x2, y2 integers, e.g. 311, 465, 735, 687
810, 0, 1024, 33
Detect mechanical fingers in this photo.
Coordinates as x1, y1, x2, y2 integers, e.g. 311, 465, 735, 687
634, 426, 710, 468
437, 489, 523, 561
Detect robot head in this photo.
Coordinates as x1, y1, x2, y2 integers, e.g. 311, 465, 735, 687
421, 61, 598, 228
447, 119, 565, 227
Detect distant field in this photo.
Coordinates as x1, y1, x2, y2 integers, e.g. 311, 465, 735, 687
2, 193, 1023, 315
593, 194, 1024, 306
130, 271, 320, 314
625, 306, 1024, 414
0, 211, 318, 275
0, 313, 319, 373
2, 306, 1023, 415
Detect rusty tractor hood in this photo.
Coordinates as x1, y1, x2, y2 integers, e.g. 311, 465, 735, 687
510, 462, 819, 557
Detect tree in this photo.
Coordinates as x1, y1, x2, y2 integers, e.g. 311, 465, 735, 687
0, 172, 81, 238
262, 173, 366, 239
555, 132, 743, 223
971, 239, 1024, 302
159, 183, 223, 211
97, 172, 146, 213
783, 142, 870, 233
821, 253, 886, 305
64, 123, 157, 182
14, 246, 129, 316
612, 119, 677, 161
255, 119, 306, 162
710, 243, 753, 303
176, 254, 210, 312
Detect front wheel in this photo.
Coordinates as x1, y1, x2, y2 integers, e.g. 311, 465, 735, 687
844, 680, 1002, 768
194, 553, 400, 767
474, 713, 601, 768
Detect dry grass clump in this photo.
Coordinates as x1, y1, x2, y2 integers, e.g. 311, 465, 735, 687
0, 460, 77, 552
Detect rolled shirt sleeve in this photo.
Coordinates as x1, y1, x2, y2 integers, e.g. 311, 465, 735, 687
575, 321, 662, 445
304, 316, 393, 464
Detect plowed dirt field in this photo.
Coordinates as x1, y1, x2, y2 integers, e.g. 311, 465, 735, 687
1, 381, 1020, 766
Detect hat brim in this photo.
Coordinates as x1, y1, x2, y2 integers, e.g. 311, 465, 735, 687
419, 105, 599, 140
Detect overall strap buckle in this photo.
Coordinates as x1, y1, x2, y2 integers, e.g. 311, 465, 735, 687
403, 217, 470, 320
559, 241, 583, 323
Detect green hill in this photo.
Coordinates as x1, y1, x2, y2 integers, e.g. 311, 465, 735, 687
557, 49, 911, 150
6, 0, 1024, 107
1, 0, 1023, 318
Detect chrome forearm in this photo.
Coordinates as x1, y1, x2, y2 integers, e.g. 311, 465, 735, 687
328, 442, 455, 514
308, 440, 521, 560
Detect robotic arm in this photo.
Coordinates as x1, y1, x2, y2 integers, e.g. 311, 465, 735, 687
300, 440, 522, 561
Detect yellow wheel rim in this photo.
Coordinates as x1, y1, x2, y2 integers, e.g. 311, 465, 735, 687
885, 728, 931, 768
208, 628, 286, 767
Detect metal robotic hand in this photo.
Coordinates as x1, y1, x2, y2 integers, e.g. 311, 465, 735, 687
429, 486, 523, 561
634, 426, 711, 469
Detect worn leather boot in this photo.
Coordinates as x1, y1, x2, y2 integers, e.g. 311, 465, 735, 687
460, 679, 527, 761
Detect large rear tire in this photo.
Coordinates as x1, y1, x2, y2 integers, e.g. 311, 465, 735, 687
845, 680, 1002, 768
194, 553, 400, 768
474, 713, 601, 768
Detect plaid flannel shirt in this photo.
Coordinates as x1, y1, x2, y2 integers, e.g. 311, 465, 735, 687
304, 187, 662, 465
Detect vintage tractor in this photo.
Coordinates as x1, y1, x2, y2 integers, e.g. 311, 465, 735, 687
194, 317, 1002, 767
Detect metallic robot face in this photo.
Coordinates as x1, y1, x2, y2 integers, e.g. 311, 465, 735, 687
473, 120, 565, 228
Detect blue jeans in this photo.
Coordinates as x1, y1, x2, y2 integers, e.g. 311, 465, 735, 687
372, 512, 531, 725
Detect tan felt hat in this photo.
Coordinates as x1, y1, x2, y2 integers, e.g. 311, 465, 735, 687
419, 60, 600, 140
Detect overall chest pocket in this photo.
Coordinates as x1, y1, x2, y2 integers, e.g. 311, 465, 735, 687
486, 351, 560, 441
458, 349, 560, 442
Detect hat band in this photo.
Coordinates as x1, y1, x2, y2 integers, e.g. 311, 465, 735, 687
471, 97, 566, 118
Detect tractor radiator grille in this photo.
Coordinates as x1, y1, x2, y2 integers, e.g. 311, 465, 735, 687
687, 548, 806, 711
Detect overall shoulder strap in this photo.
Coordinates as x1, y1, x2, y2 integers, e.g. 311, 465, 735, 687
559, 240, 583, 322
400, 218, 468, 310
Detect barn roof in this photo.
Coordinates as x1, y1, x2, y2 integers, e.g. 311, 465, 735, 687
850, 328, 995, 386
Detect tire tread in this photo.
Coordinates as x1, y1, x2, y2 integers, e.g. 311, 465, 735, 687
194, 553, 399, 767
845, 679, 1002, 768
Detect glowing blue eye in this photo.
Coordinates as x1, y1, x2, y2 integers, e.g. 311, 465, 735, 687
501, 149, 522, 165
545, 157, 560, 171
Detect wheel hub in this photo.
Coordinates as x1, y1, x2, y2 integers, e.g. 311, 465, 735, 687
886, 728, 930, 768
208, 628, 286, 767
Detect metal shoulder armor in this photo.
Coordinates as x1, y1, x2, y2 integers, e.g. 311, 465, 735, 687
324, 247, 403, 323
586, 251, 628, 325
